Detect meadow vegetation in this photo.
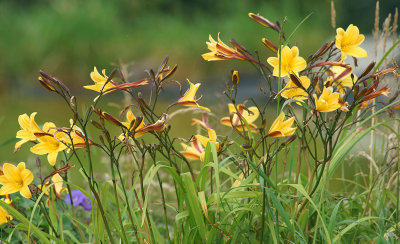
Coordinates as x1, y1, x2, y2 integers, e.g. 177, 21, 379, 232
1, 2, 400, 243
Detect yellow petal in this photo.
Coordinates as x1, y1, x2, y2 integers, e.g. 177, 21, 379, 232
14, 139, 28, 150
47, 152, 58, 166
342, 46, 367, 58
30, 143, 50, 155
195, 135, 209, 148
0, 176, 9, 185
208, 128, 217, 142
3, 164, 19, 181
21, 169, 34, 185
0, 184, 19, 195
17, 162, 26, 171
243, 106, 259, 124
20, 186, 32, 199
126, 110, 136, 123
267, 57, 279, 67
52, 174, 63, 194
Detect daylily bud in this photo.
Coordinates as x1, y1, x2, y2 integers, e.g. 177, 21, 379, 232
91, 120, 104, 130
38, 76, 56, 92
232, 70, 239, 86
359, 62, 375, 79
280, 134, 297, 147
261, 38, 278, 52
310, 42, 333, 60
248, 13, 280, 32
241, 144, 252, 151
99, 135, 105, 145
103, 112, 124, 127
160, 64, 177, 82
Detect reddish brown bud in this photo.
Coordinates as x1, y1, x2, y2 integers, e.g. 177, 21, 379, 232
248, 13, 280, 32
261, 38, 278, 52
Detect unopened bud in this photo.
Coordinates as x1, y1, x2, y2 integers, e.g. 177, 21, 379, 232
232, 70, 239, 86
38, 76, 56, 92
261, 38, 278, 53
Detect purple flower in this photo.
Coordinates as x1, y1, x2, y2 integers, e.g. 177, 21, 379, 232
64, 189, 91, 211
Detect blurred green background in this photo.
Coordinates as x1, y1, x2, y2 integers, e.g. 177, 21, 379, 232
0, 0, 398, 169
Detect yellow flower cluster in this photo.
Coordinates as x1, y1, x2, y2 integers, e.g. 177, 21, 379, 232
15, 113, 89, 166
202, 20, 369, 114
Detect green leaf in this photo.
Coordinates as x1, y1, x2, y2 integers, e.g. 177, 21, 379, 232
282, 184, 331, 244
181, 172, 207, 241
0, 200, 51, 244
332, 217, 378, 243
265, 188, 297, 237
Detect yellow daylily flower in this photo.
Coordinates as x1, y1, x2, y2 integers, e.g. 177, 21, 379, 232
83, 67, 116, 94
30, 122, 69, 166
1, 195, 12, 205
39, 173, 68, 207
180, 140, 203, 161
172, 79, 211, 112
15, 112, 43, 151
0, 162, 33, 199
328, 65, 357, 93
202, 34, 247, 61
0, 196, 12, 225
118, 111, 167, 141
39, 174, 68, 196
181, 128, 219, 162
267, 112, 296, 137
0, 204, 12, 225
220, 104, 259, 132
267, 45, 307, 77
196, 128, 220, 151
281, 76, 310, 101
118, 110, 146, 140
84, 67, 148, 101
313, 87, 342, 112
68, 123, 88, 148
335, 24, 367, 59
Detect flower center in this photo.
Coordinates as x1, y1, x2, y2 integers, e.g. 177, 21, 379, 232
16, 179, 24, 188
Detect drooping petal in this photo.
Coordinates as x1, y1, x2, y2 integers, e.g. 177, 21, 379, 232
14, 139, 28, 151
52, 174, 64, 194
19, 186, 32, 199
47, 152, 58, 166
